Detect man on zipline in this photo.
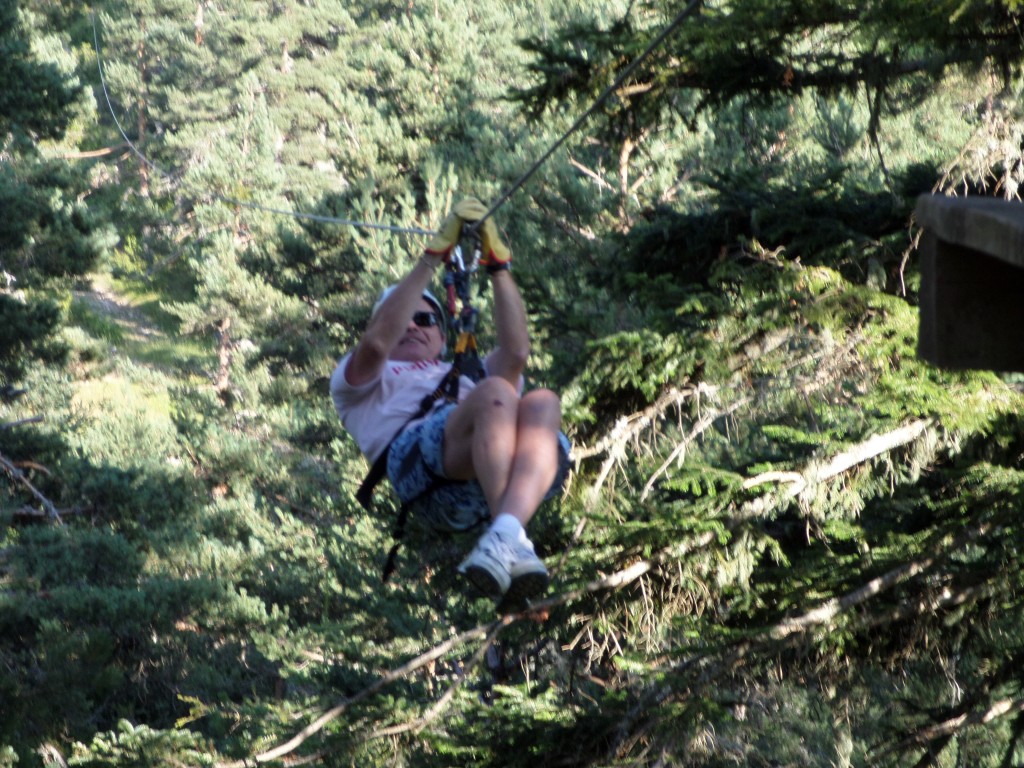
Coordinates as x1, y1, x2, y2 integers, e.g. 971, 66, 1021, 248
330, 198, 570, 606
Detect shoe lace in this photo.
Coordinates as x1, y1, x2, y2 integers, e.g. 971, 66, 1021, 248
483, 531, 518, 562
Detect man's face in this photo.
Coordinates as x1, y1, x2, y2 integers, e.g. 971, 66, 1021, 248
388, 299, 444, 362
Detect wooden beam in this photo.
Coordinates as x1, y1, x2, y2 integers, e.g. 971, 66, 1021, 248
916, 194, 1024, 372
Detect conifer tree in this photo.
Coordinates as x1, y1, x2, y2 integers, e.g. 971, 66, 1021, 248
11, 2, 1024, 767
160, 72, 299, 399
0, 0, 101, 401
516, 0, 1024, 134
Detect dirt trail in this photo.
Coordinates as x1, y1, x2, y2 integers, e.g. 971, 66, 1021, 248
73, 279, 163, 341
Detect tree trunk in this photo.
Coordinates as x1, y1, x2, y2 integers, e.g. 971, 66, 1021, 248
135, 18, 149, 196
215, 316, 232, 394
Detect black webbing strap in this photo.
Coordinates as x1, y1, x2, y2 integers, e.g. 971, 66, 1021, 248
355, 450, 390, 511
354, 363, 462, 513
380, 444, 446, 582
355, 364, 465, 583
381, 500, 412, 583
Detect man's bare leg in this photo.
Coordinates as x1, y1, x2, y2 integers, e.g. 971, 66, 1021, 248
445, 381, 564, 602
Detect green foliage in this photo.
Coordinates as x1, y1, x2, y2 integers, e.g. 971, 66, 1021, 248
565, 328, 695, 427
515, 0, 1024, 131
0, 294, 65, 397
0, 0, 79, 144
0, 3, 110, 402
5, 1, 1024, 767
69, 721, 213, 767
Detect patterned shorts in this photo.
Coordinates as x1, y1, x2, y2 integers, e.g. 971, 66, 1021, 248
386, 401, 572, 532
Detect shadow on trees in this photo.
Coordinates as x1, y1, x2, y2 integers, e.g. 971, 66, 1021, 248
1, 452, 283, 755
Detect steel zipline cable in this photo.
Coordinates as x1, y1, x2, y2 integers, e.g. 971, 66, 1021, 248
469, 0, 701, 232
91, 0, 700, 236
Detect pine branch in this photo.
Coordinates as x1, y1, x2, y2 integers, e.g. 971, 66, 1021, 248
606, 520, 999, 763
768, 550, 937, 642
575, 416, 940, 751
876, 652, 1024, 762
215, 617, 510, 767
810, 419, 933, 483
576, 384, 708, 504
768, 515, 990, 642
575, 384, 700, 461
582, 328, 866, 508
216, 550, 698, 767
579, 314, 864, 506
725, 327, 798, 375
223, 415, 953, 768
641, 394, 751, 501
859, 582, 996, 633
366, 620, 506, 741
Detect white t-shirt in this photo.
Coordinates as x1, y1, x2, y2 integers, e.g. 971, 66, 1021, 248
330, 354, 480, 463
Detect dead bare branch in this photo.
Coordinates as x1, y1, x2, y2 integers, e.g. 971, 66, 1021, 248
12, 505, 83, 521
891, 697, 1024, 758
0, 451, 62, 523
577, 385, 709, 505
58, 143, 128, 160
768, 548, 941, 641
575, 385, 702, 462
2, 416, 43, 430
860, 582, 995, 632
811, 419, 933, 484
215, 616, 511, 767
740, 419, 933, 517
641, 395, 751, 501
368, 620, 506, 740
568, 156, 614, 192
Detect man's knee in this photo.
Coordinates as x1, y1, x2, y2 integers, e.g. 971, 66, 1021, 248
448, 378, 517, 438
519, 388, 562, 427
469, 376, 519, 409
523, 387, 560, 407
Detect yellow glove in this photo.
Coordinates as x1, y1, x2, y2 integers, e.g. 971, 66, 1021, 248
424, 210, 463, 260
454, 197, 511, 269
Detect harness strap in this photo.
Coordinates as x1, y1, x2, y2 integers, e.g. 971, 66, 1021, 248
356, 365, 465, 583
355, 449, 390, 511
380, 449, 448, 582
355, 361, 463, 512
381, 504, 411, 583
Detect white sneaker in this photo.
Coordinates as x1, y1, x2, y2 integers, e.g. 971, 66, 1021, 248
458, 529, 549, 602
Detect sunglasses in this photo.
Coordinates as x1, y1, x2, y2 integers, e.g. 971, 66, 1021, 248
411, 311, 442, 328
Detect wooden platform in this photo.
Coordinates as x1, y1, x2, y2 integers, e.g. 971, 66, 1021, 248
916, 194, 1024, 372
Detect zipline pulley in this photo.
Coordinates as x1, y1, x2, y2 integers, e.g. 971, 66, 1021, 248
443, 233, 485, 386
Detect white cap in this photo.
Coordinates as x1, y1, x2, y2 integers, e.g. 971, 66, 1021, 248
372, 284, 447, 337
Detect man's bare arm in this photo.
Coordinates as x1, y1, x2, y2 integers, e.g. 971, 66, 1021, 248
345, 257, 443, 387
